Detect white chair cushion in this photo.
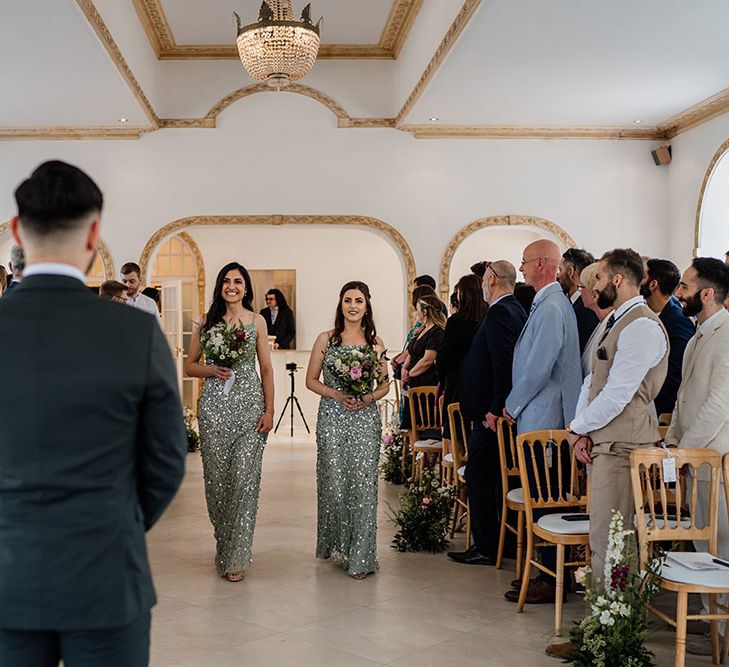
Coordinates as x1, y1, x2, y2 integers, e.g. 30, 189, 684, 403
661, 552, 729, 588
507, 488, 524, 504
413, 439, 442, 451
457, 465, 466, 480
537, 513, 589, 535
443, 453, 454, 463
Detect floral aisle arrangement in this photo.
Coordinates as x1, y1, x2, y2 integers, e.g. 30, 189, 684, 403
200, 321, 251, 395
390, 467, 454, 552
324, 345, 386, 399
184, 407, 200, 453
379, 421, 410, 484
569, 510, 666, 667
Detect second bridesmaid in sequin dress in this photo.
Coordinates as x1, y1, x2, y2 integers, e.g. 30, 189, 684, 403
186, 262, 275, 582
305, 281, 390, 580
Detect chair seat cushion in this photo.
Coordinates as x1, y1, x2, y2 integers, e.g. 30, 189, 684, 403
661, 552, 729, 588
537, 513, 589, 535
457, 465, 466, 481
413, 439, 442, 451
443, 453, 454, 463
507, 488, 524, 504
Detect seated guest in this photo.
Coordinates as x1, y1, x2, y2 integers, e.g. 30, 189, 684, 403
260, 288, 295, 349
513, 281, 536, 313
667, 257, 729, 656
559, 248, 599, 354
578, 262, 614, 377
99, 280, 128, 303
641, 258, 696, 416
448, 261, 526, 566
120, 262, 160, 322
437, 274, 487, 437
414, 274, 448, 317
141, 286, 161, 313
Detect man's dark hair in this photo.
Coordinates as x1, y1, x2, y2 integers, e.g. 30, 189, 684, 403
600, 248, 644, 287
470, 261, 487, 278
265, 288, 291, 312
141, 286, 160, 304
14, 160, 102, 237
514, 282, 536, 313
121, 262, 141, 276
411, 284, 436, 309
99, 280, 127, 300
562, 248, 595, 275
414, 274, 436, 289
692, 257, 729, 304
646, 258, 681, 296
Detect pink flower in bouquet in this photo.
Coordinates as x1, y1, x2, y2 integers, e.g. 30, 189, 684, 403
383, 434, 395, 445
234, 329, 248, 343
422, 497, 431, 505
349, 367, 363, 380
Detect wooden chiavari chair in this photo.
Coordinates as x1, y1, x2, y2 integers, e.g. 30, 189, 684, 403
447, 402, 470, 547
407, 386, 442, 482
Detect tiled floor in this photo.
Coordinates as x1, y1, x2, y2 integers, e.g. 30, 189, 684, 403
147, 433, 703, 666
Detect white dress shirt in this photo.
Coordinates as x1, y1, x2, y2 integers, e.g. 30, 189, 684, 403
125, 292, 161, 321
571, 295, 667, 435
270, 306, 279, 325
570, 290, 581, 305
23, 262, 87, 283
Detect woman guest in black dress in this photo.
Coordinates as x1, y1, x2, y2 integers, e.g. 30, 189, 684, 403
437, 274, 488, 437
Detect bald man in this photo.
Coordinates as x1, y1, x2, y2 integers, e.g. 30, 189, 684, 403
449, 260, 527, 565
503, 240, 582, 605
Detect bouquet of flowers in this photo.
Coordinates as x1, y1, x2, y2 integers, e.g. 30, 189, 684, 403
569, 510, 666, 667
324, 345, 386, 399
389, 466, 454, 552
200, 321, 251, 394
380, 421, 410, 484
184, 406, 200, 453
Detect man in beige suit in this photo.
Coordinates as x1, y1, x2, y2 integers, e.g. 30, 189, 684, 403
665, 257, 729, 655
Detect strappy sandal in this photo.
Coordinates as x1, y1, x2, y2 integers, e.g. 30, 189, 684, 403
349, 572, 367, 580
225, 571, 245, 582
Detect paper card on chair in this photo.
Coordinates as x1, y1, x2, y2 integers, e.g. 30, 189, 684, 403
666, 552, 725, 571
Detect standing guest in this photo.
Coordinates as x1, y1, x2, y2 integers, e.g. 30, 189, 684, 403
559, 248, 599, 354
141, 286, 161, 312
260, 288, 296, 349
306, 281, 389, 579
437, 274, 488, 437
0, 266, 7, 295
503, 239, 582, 605
448, 290, 459, 315
513, 281, 536, 313
6, 245, 25, 291
0, 160, 186, 666
186, 263, 274, 582
568, 249, 668, 581
640, 258, 696, 416
471, 260, 488, 279
724, 250, 729, 266
390, 284, 433, 379
99, 280, 128, 303
665, 258, 729, 657
578, 263, 614, 377
401, 294, 447, 398
120, 262, 160, 322
414, 274, 448, 317
448, 261, 527, 565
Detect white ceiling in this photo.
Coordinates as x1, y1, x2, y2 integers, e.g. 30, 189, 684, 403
164, 0, 394, 45
3, 0, 729, 133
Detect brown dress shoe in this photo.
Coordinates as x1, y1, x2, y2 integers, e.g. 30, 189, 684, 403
504, 577, 563, 604
545, 640, 575, 659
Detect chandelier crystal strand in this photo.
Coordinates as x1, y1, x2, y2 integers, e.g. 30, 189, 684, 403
235, 1, 321, 90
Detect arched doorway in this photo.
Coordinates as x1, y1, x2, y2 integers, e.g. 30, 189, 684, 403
696, 138, 729, 258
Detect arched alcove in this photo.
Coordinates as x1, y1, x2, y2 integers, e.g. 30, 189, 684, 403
695, 138, 729, 258
439, 215, 577, 298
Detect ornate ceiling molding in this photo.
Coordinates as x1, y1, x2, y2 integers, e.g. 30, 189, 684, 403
395, 0, 482, 126
131, 0, 424, 60
438, 214, 577, 299
659, 87, 729, 140
74, 0, 159, 128
400, 124, 667, 140
693, 136, 729, 255
0, 126, 149, 141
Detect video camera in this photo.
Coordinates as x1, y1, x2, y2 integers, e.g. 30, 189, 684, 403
285, 362, 299, 372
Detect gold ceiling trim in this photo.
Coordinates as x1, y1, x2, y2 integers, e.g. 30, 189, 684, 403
438, 215, 577, 300
132, 0, 424, 60
75, 0, 159, 128
0, 126, 148, 141
400, 124, 667, 140
395, 0, 482, 126
659, 86, 729, 140
693, 136, 729, 255
177, 231, 206, 318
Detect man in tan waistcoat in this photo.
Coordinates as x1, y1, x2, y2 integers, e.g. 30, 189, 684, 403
567, 248, 668, 579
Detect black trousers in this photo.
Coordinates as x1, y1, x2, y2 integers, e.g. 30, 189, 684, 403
464, 421, 501, 558
0, 611, 150, 667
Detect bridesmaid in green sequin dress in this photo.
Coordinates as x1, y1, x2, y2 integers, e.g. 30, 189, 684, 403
186, 263, 274, 582
306, 281, 390, 580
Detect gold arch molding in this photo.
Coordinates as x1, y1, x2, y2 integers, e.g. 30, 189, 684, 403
694, 136, 729, 256
177, 232, 206, 317
438, 215, 577, 299
0, 221, 115, 281
138, 215, 417, 319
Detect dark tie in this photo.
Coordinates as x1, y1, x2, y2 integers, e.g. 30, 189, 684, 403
598, 313, 616, 345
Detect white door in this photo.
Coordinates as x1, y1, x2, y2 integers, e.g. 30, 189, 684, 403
161, 280, 184, 391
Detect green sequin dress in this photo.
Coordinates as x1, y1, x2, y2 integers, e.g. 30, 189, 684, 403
316, 343, 382, 576
198, 323, 266, 576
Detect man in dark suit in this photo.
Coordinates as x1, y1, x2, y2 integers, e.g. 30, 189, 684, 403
260, 288, 296, 349
448, 260, 527, 565
0, 161, 187, 666
641, 258, 696, 417
559, 248, 599, 354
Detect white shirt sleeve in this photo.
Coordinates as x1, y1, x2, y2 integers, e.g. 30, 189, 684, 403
570, 317, 666, 435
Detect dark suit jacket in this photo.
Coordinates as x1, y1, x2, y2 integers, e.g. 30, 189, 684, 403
459, 294, 527, 423
655, 296, 696, 416
0, 274, 186, 630
5, 280, 19, 292
260, 307, 296, 349
573, 294, 599, 355
436, 312, 480, 410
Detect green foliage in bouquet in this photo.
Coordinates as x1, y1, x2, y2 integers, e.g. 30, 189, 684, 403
389, 467, 454, 552
184, 407, 200, 453
324, 344, 387, 398
379, 421, 411, 484
569, 510, 666, 667
199, 320, 250, 367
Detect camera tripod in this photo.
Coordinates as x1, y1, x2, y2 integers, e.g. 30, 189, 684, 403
274, 365, 310, 436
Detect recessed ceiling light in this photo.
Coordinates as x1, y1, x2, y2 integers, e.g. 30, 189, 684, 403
119, 118, 128, 123
429, 117, 439, 122
633, 119, 642, 124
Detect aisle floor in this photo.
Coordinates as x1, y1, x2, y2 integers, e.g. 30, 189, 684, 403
147, 434, 700, 666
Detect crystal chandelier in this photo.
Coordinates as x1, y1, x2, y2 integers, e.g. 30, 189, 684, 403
234, 1, 321, 90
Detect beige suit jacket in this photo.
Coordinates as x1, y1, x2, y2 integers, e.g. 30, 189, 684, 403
666, 309, 729, 465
